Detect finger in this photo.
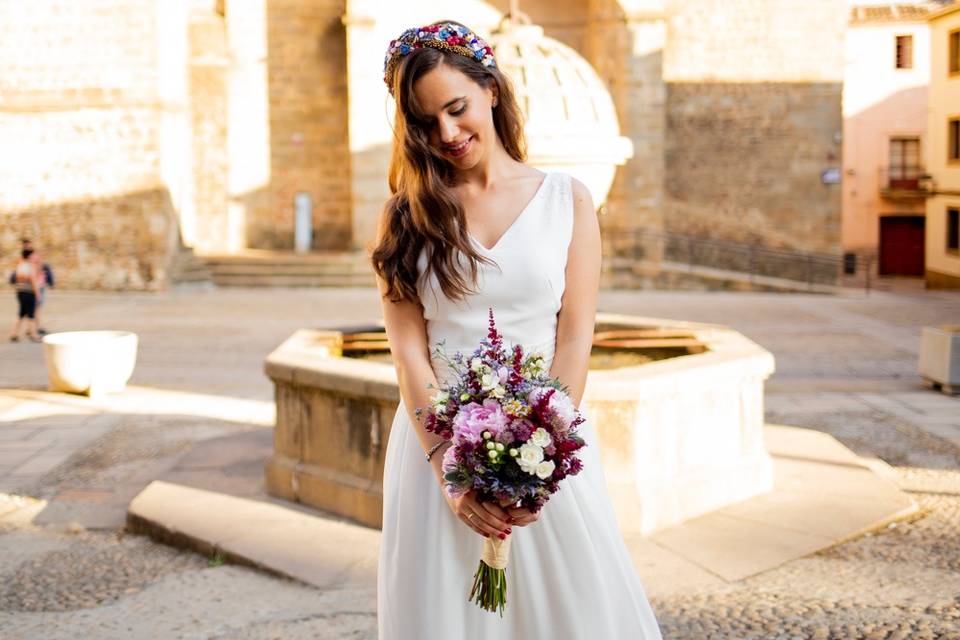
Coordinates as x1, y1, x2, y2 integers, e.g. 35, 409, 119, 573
462, 511, 497, 538
478, 501, 510, 523
506, 508, 539, 525
468, 507, 511, 537
463, 516, 488, 538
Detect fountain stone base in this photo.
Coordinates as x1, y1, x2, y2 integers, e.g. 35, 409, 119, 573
264, 313, 774, 535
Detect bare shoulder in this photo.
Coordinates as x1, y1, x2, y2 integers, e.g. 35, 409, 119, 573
566, 176, 596, 224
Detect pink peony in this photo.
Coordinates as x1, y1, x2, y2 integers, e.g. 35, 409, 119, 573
452, 398, 509, 445
528, 387, 578, 434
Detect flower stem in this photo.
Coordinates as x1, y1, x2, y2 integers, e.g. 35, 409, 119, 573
469, 560, 507, 616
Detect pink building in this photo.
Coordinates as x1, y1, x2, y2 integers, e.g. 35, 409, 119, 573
842, 3, 940, 277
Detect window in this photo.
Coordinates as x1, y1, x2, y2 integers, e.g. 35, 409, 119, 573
948, 208, 959, 254
950, 118, 960, 163
951, 30, 960, 75
889, 137, 921, 186
896, 35, 913, 69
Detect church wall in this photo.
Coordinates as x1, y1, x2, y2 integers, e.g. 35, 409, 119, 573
661, 0, 846, 256
0, 0, 179, 289
257, 0, 351, 251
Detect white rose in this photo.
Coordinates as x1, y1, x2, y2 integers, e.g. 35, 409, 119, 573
480, 373, 498, 391
432, 390, 450, 404
530, 427, 552, 448
490, 385, 506, 399
517, 443, 544, 474
470, 357, 484, 372
535, 460, 556, 479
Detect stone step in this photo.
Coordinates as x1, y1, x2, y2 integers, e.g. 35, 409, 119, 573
127, 481, 378, 589
169, 247, 213, 285
210, 273, 375, 288
199, 251, 375, 288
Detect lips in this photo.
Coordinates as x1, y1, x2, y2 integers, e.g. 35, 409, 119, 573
443, 136, 473, 158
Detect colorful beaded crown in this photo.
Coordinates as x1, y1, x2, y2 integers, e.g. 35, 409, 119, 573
383, 22, 496, 95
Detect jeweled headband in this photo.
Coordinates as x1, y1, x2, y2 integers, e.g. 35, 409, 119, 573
383, 22, 496, 95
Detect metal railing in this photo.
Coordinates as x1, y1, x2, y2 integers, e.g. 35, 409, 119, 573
601, 227, 878, 293
879, 165, 934, 196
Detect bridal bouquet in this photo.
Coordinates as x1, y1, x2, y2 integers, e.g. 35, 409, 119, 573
417, 309, 587, 616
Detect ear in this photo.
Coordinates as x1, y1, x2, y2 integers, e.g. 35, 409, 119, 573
490, 84, 499, 107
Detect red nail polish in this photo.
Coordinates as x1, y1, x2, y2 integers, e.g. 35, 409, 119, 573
498, 533, 506, 540
506, 528, 512, 534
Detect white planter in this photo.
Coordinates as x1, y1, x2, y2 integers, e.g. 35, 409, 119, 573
919, 325, 960, 387
42, 331, 139, 397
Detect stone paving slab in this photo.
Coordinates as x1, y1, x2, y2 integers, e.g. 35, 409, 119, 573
127, 481, 378, 590
124, 423, 918, 597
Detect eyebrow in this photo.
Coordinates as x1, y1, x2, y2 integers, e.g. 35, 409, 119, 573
442, 96, 466, 109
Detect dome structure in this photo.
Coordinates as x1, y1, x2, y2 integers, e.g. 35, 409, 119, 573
488, 17, 633, 207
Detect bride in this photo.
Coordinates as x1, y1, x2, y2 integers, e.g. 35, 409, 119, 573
371, 20, 663, 639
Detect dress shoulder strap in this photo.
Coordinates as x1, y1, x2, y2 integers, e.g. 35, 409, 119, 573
549, 172, 575, 252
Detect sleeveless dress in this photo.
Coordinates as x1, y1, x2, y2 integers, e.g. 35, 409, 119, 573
378, 172, 663, 639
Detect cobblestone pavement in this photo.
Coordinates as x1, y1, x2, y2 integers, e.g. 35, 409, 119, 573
0, 287, 958, 639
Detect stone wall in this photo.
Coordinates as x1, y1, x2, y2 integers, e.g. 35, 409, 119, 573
0, 0, 178, 289
258, 0, 351, 251
661, 0, 846, 255
664, 81, 843, 253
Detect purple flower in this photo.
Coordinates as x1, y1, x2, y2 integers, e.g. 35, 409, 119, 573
509, 417, 534, 443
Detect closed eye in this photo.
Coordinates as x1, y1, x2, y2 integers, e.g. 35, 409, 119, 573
450, 105, 466, 116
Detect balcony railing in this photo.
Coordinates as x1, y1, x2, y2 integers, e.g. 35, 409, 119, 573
879, 165, 934, 198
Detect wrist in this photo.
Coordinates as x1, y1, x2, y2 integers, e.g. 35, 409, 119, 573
428, 441, 452, 483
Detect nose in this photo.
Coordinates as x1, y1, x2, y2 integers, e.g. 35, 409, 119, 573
437, 115, 459, 144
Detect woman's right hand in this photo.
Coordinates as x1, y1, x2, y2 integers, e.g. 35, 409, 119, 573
442, 489, 512, 540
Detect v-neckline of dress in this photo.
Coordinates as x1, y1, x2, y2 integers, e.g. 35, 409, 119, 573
467, 172, 551, 253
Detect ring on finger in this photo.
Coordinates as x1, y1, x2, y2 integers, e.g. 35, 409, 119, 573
467, 513, 476, 523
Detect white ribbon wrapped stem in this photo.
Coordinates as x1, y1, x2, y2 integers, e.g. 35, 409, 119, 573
481, 534, 511, 570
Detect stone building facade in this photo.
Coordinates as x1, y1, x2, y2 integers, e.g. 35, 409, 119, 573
843, 3, 939, 280
1, 0, 847, 290
924, 3, 960, 288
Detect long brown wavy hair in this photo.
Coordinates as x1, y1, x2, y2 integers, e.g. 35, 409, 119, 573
371, 27, 527, 305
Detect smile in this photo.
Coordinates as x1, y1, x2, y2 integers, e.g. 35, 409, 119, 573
444, 136, 473, 158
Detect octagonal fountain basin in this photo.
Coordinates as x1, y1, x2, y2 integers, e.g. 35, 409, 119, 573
264, 313, 774, 535
42, 330, 139, 398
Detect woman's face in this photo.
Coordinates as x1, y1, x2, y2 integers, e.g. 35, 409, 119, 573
411, 62, 497, 170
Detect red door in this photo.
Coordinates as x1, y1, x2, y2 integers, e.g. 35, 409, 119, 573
879, 216, 925, 276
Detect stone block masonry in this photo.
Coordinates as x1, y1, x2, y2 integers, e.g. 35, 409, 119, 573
665, 81, 843, 255
258, 0, 351, 251
0, 0, 177, 290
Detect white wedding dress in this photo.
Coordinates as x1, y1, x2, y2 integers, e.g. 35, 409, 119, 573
378, 172, 663, 639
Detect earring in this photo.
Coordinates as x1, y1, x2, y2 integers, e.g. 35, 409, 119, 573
492, 98, 498, 107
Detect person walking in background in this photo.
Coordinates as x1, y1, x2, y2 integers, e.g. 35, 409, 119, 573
9, 247, 42, 342
9, 238, 54, 335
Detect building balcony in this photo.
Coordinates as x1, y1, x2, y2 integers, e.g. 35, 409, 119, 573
879, 166, 934, 200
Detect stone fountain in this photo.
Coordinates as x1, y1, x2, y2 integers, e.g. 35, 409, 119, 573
264, 315, 774, 535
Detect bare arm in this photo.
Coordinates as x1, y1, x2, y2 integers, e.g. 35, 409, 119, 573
548, 178, 600, 407
28, 268, 40, 297
374, 210, 512, 538
375, 271, 449, 484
